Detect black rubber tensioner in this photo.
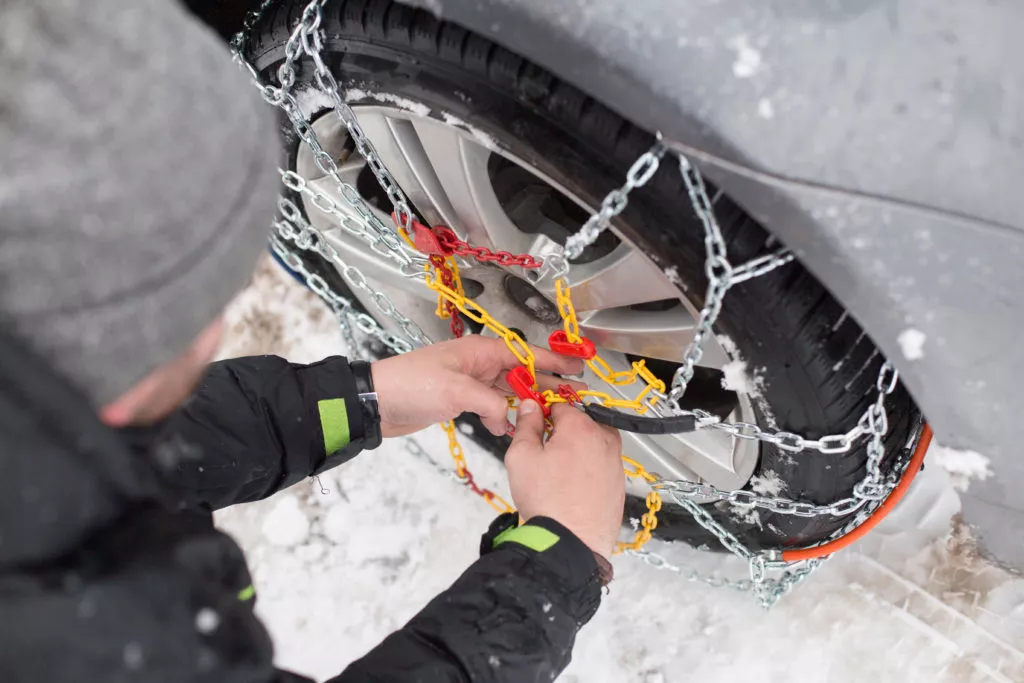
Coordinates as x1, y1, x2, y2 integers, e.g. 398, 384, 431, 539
583, 403, 697, 434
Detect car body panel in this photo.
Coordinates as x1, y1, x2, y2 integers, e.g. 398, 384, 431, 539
203, 0, 1024, 569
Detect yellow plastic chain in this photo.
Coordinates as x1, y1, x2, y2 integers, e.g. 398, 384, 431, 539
420, 249, 662, 553
618, 457, 664, 553
554, 279, 667, 413
424, 268, 537, 379
441, 420, 514, 514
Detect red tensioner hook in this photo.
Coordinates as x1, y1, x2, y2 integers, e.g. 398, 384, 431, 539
505, 366, 551, 417
547, 330, 596, 359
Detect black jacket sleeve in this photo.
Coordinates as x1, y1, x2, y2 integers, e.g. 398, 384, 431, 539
2, 321, 601, 683
333, 516, 603, 683
148, 355, 370, 511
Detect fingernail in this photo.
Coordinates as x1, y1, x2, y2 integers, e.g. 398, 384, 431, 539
519, 399, 538, 416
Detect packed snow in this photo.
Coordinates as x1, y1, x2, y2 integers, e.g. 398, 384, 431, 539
728, 35, 762, 79
898, 328, 928, 361
929, 444, 994, 493
261, 495, 312, 548
439, 112, 502, 151
344, 88, 432, 118
720, 355, 763, 397
215, 258, 1024, 682
295, 86, 339, 119
195, 607, 221, 635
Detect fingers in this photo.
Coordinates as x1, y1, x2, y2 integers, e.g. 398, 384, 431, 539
454, 335, 585, 378
454, 377, 513, 437
548, 403, 621, 454
530, 343, 586, 376
534, 373, 587, 394
494, 372, 587, 397
508, 400, 545, 451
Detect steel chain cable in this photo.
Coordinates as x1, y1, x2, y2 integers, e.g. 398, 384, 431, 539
233, 0, 919, 606
563, 141, 668, 260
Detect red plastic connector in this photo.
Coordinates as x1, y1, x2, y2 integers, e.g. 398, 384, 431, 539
547, 330, 597, 360
411, 221, 446, 255
556, 383, 583, 405
505, 366, 551, 417
393, 213, 449, 256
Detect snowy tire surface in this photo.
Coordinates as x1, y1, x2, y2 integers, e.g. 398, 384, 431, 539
244, 0, 916, 551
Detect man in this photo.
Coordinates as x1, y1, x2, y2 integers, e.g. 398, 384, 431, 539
0, 0, 625, 680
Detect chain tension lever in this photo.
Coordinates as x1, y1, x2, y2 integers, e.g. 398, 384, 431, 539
583, 403, 696, 435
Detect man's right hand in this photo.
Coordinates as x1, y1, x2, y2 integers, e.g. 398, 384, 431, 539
505, 401, 625, 559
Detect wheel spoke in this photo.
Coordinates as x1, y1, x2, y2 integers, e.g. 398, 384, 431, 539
620, 429, 703, 482
409, 118, 539, 256
568, 246, 683, 312
647, 430, 751, 491
579, 307, 729, 368
304, 175, 437, 305
350, 109, 452, 227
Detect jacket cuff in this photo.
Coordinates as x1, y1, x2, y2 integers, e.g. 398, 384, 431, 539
481, 514, 603, 624
292, 356, 366, 479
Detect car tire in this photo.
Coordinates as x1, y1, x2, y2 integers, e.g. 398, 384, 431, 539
244, 0, 917, 552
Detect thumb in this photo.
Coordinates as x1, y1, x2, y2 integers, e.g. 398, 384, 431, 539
510, 400, 546, 450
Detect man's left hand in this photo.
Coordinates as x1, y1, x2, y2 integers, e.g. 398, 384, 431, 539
370, 336, 585, 438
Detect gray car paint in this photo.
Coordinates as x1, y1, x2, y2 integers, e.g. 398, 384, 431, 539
399, 0, 1024, 569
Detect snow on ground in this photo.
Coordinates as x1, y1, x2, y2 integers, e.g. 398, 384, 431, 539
215, 258, 1024, 683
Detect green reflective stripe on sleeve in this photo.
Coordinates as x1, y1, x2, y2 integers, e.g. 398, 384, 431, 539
237, 584, 255, 602
318, 398, 350, 455
493, 525, 560, 552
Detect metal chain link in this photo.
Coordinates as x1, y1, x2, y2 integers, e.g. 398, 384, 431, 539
403, 435, 476, 485
627, 549, 755, 592
268, 0, 418, 233
563, 141, 667, 259
667, 155, 736, 403
268, 233, 415, 355
232, 1, 419, 260
272, 206, 432, 349
234, 0, 918, 608
278, 175, 423, 273
730, 247, 795, 285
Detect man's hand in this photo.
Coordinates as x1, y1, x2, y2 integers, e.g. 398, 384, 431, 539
505, 401, 625, 559
370, 336, 585, 438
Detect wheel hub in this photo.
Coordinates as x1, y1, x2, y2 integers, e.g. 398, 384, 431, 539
503, 275, 561, 325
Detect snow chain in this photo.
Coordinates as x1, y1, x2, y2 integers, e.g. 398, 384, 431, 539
234, 0, 919, 608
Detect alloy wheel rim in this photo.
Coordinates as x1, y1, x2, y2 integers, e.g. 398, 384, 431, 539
295, 104, 759, 494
